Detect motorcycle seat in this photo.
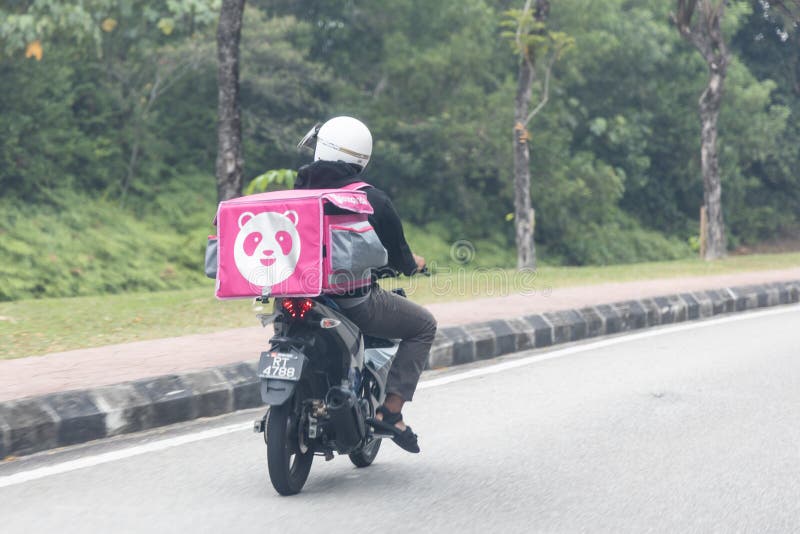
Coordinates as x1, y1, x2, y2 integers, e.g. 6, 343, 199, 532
363, 335, 396, 349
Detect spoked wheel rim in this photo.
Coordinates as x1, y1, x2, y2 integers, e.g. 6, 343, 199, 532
362, 435, 382, 458
362, 437, 380, 454
285, 409, 311, 475
348, 378, 383, 467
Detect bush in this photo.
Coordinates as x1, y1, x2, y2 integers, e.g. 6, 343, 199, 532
0, 170, 691, 302
551, 214, 693, 266
402, 222, 516, 270
0, 186, 215, 301
0, 178, 518, 302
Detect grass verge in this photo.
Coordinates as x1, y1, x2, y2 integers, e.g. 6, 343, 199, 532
1, 252, 799, 360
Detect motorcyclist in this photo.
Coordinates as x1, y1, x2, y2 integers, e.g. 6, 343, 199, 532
295, 116, 436, 453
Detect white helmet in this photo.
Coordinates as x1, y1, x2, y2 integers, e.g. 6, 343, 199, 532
298, 116, 372, 169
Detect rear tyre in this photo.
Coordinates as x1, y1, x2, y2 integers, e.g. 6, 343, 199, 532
349, 437, 381, 467
266, 401, 314, 496
349, 386, 382, 468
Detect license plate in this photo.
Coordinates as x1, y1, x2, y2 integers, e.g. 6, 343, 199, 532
260, 351, 302, 381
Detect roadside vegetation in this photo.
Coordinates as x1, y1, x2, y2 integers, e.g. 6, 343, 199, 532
2, 252, 799, 360
1, 1, 798, 360
2, 1, 800, 302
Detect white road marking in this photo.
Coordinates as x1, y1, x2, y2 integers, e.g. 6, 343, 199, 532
0, 423, 247, 489
1, 304, 797, 489
419, 304, 800, 390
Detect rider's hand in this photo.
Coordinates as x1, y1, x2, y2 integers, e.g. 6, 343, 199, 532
413, 254, 426, 272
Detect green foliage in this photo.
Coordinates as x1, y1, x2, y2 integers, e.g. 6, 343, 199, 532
0, 1, 221, 56
501, 6, 574, 61
0, 180, 516, 301
688, 235, 702, 253
0, 0, 219, 205
244, 169, 297, 195
549, 213, 693, 266
1, 0, 800, 302
239, 10, 334, 175
0, 46, 101, 199
0, 2, 100, 55
0, 182, 215, 301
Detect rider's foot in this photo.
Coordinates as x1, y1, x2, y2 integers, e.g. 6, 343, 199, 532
378, 393, 406, 428
375, 407, 407, 432
369, 405, 420, 453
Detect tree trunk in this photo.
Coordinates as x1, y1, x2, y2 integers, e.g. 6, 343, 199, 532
672, 0, 728, 260
215, 0, 246, 202
512, 0, 549, 271
699, 68, 726, 259
513, 55, 536, 270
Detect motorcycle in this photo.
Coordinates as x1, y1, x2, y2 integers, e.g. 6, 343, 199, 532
252, 283, 413, 496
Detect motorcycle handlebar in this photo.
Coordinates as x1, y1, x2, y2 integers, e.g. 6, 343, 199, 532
376, 266, 431, 279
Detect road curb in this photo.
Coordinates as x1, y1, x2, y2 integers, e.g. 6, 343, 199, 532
1, 279, 798, 458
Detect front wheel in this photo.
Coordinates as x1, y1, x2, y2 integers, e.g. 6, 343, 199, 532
266, 400, 314, 495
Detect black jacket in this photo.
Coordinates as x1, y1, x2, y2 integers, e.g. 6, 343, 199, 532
294, 160, 418, 277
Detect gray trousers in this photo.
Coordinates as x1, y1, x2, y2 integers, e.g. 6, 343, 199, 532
339, 286, 437, 401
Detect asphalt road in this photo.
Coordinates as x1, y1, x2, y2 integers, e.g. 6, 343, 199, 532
2, 305, 799, 533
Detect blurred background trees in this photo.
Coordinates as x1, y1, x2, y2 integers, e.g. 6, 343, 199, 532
0, 0, 798, 299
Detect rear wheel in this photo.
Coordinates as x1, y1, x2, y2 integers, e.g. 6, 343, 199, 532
349, 378, 383, 468
266, 398, 314, 496
349, 437, 381, 467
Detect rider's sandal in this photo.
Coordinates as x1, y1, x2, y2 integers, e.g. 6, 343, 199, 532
367, 405, 420, 454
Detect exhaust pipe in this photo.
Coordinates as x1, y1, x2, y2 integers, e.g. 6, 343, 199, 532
326, 386, 365, 453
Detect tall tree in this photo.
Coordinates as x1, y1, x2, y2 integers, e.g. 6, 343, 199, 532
672, 0, 730, 259
216, 0, 246, 201
503, 0, 571, 269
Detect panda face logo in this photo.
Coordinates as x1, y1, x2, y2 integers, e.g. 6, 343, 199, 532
233, 210, 301, 287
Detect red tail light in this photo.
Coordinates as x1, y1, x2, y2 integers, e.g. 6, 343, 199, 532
281, 298, 314, 319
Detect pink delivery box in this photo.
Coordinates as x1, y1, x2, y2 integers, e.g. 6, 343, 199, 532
213, 188, 382, 299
